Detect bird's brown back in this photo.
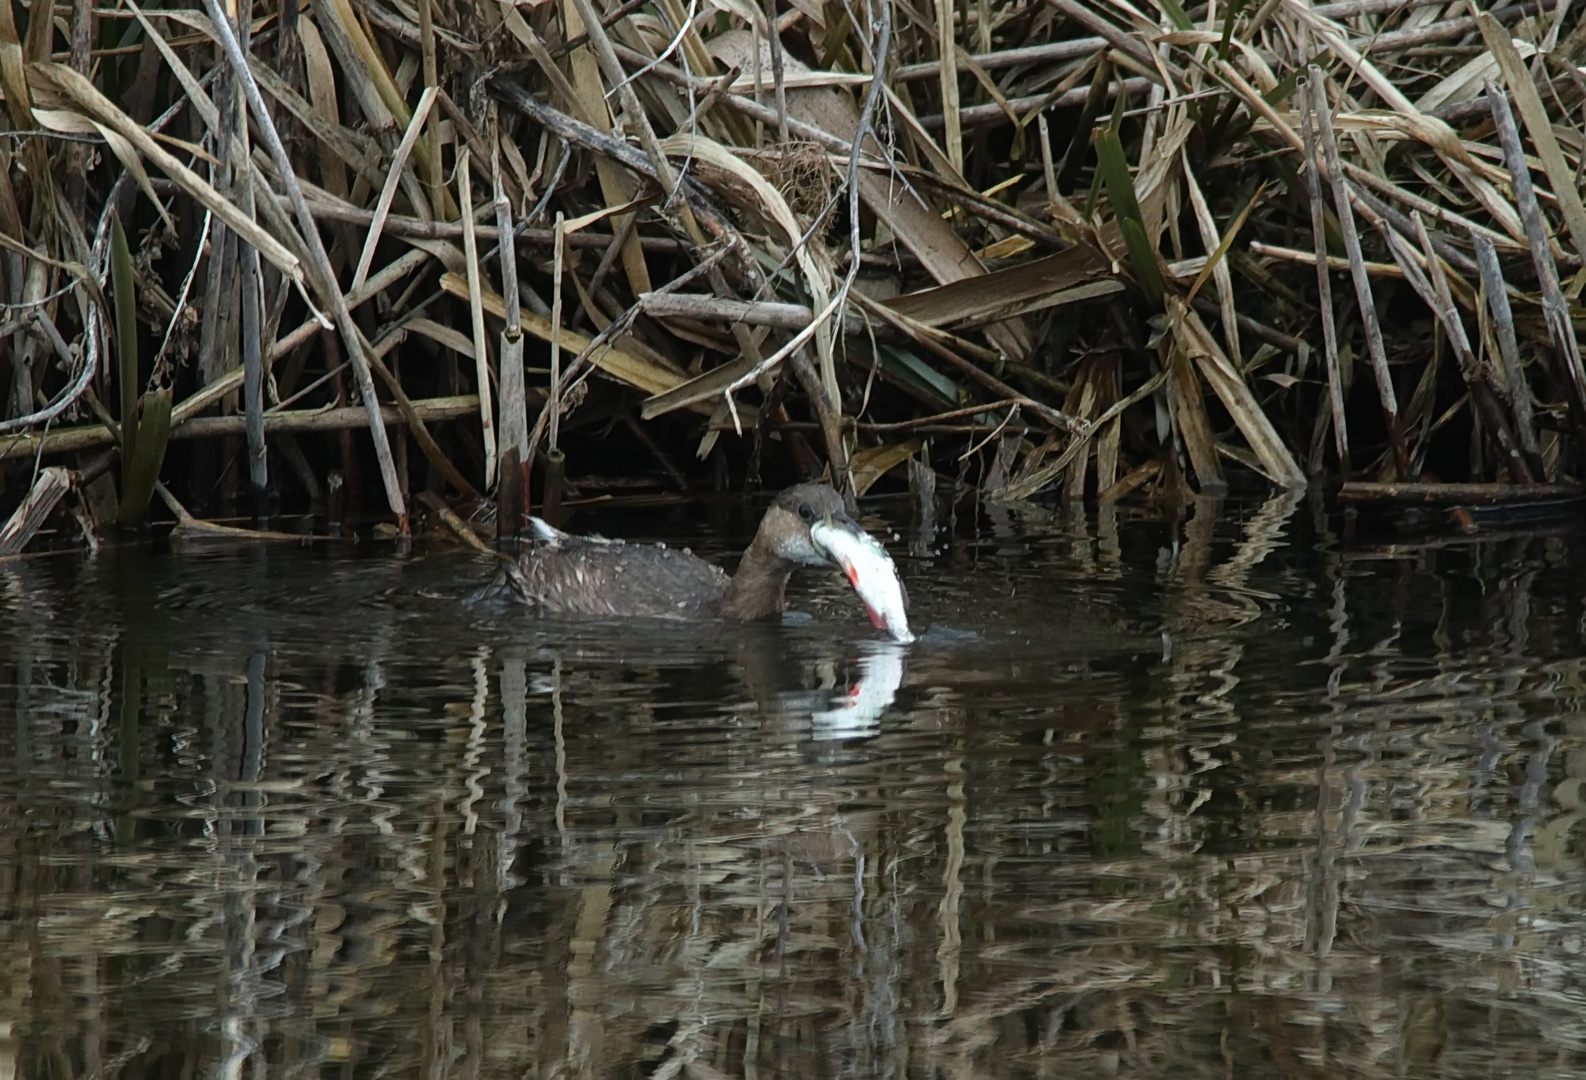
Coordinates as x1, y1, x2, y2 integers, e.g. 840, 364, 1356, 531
506, 537, 732, 618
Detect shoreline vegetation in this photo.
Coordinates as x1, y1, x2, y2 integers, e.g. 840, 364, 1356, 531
0, 0, 1582, 551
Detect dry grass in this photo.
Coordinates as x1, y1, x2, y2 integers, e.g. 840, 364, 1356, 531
0, 0, 1582, 537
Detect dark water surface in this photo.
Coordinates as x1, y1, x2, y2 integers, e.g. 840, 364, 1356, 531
4, 492, 1586, 1078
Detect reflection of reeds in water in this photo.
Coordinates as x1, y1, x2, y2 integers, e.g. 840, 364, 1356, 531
3, 502, 1586, 1076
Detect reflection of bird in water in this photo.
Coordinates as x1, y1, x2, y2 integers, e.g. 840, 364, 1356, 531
495, 483, 913, 640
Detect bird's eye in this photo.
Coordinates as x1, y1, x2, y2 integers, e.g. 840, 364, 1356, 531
798, 503, 815, 523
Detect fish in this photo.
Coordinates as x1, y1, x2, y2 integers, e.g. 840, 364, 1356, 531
810, 521, 915, 643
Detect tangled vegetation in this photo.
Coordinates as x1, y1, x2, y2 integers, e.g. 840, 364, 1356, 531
0, 0, 1581, 547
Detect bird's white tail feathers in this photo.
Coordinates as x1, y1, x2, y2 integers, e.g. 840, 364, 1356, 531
528, 517, 567, 544
530, 517, 618, 546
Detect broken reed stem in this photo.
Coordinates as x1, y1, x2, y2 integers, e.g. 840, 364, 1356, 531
937, 0, 962, 174
240, 238, 267, 493
1309, 68, 1409, 481
1347, 196, 1478, 480
549, 211, 565, 454
1246, 242, 1403, 278
360, 345, 484, 500
292, 189, 688, 249
1472, 232, 1540, 461
0, 397, 481, 460
1475, 13, 1586, 264
236, 0, 267, 502
418, 0, 444, 217
1410, 211, 1534, 484
156, 478, 344, 540
0, 466, 71, 556
1485, 78, 1586, 438
763, 0, 788, 142
1037, 111, 1058, 208
351, 86, 438, 296
458, 146, 499, 487
1299, 87, 1349, 479
495, 143, 530, 541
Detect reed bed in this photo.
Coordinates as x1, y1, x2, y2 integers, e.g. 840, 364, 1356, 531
0, 0, 1580, 543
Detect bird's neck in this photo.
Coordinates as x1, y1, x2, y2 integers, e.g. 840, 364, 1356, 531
722, 533, 795, 621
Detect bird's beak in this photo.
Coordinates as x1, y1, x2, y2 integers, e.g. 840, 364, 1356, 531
810, 512, 866, 566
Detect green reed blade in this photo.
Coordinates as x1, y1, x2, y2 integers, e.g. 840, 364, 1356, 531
1094, 127, 1165, 309
116, 386, 172, 526
111, 210, 138, 492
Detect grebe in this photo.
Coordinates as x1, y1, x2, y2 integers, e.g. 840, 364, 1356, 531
498, 483, 913, 641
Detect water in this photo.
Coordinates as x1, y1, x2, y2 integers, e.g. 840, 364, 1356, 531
3, 491, 1586, 1078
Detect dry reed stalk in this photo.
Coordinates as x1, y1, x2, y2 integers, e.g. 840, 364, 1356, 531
495, 150, 531, 541
457, 147, 498, 487
204, 0, 407, 521
0, 466, 71, 555
2, 0, 1584, 545
1486, 80, 1586, 432
549, 212, 566, 455
1409, 210, 1535, 483
1471, 233, 1539, 463
1300, 91, 1350, 479
1309, 70, 1409, 481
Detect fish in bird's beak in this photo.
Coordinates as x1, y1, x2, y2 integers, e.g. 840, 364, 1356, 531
809, 517, 915, 643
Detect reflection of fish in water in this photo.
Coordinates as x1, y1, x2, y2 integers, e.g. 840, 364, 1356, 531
810, 521, 914, 643
811, 644, 906, 740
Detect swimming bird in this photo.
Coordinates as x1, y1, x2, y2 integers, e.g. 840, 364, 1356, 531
498, 483, 913, 641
